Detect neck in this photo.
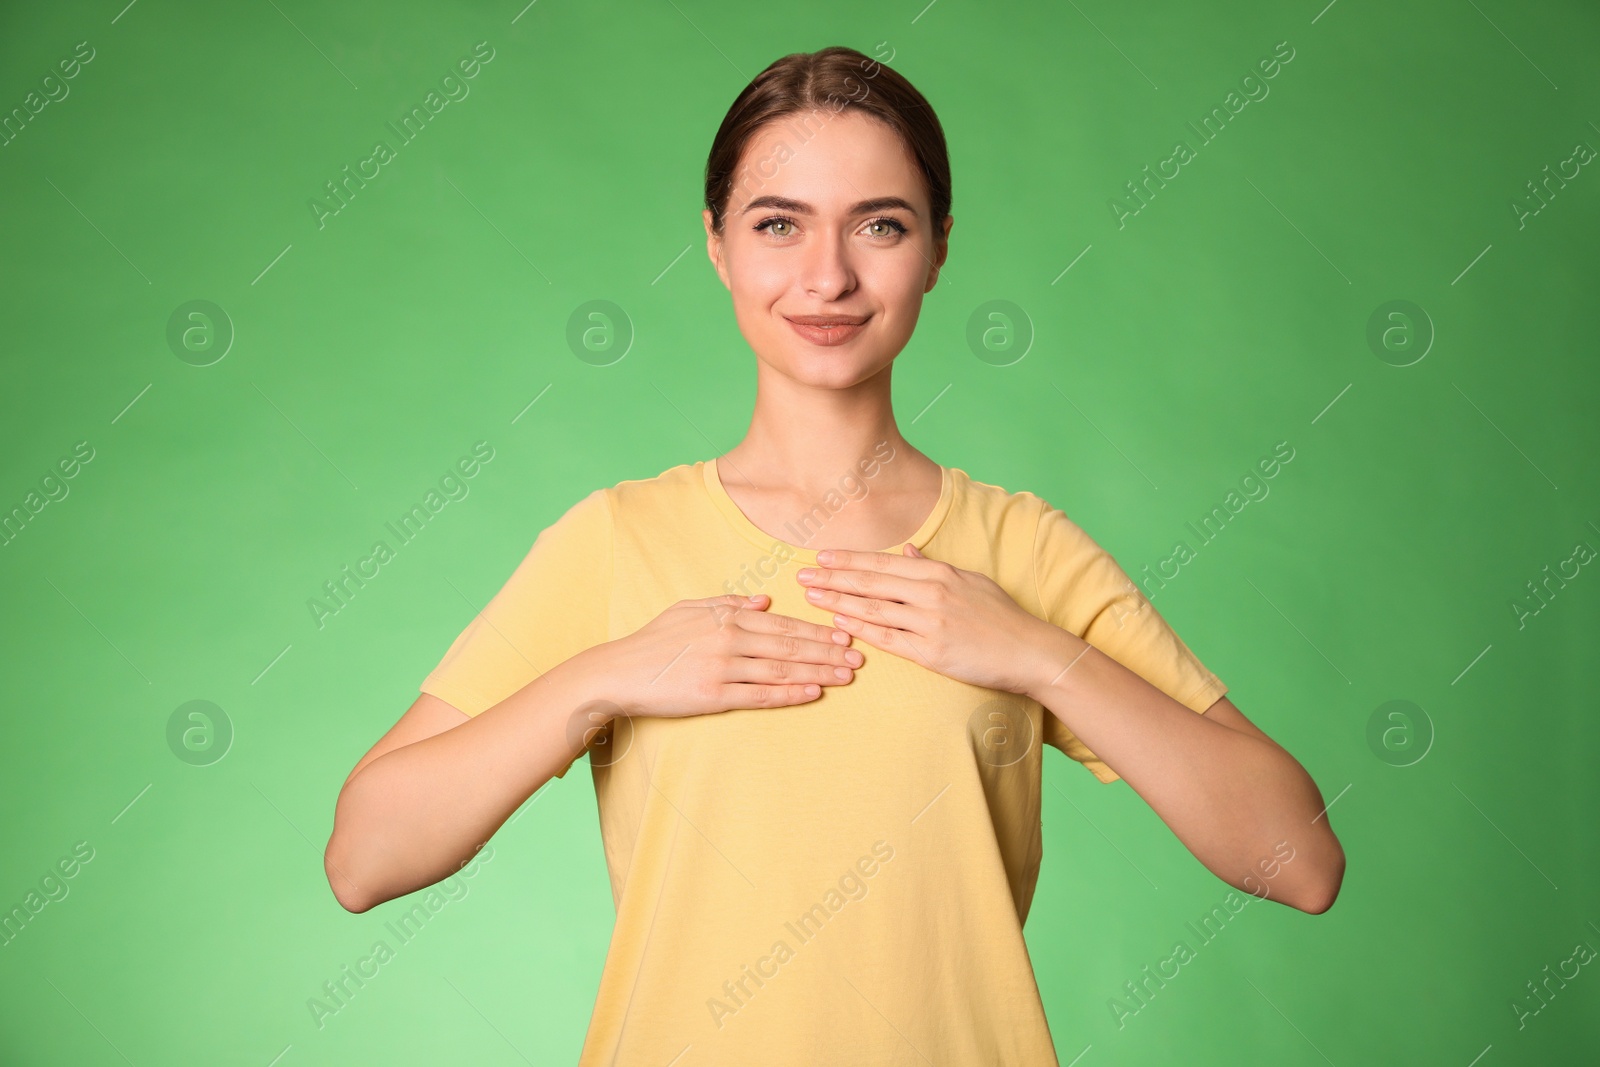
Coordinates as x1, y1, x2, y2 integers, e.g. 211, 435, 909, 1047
719, 362, 932, 495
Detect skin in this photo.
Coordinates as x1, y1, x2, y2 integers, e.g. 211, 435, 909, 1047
705, 107, 1346, 914
326, 103, 1346, 918
702, 107, 951, 543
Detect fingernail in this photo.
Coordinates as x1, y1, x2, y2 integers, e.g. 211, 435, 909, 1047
832, 630, 850, 644
796, 568, 815, 581
834, 667, 852, 680
845, 650, 864, 666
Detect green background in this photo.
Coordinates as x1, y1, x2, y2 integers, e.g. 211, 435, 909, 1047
2, 0, 1597, 1062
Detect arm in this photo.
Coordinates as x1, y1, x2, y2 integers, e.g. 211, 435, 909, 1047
792, 540, 1346, 914
323, 644, 616, 914
1022, 625, 1346, 914
325, 592, 860, 915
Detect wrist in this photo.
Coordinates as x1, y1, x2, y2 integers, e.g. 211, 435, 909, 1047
1022, 620, 1092, 703
570, 641, 632, 721
525, 648, 624, 763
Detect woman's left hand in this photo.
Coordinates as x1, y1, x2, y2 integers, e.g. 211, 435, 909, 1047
795, 544, 1063, 696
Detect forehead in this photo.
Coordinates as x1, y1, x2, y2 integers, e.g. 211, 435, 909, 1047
731, 108, 924, 213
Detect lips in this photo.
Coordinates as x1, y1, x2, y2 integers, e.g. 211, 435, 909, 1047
785, 314, 869, 346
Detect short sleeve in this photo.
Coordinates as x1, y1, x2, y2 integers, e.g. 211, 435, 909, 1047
1031, 497, 1227, 784
419, 487, 613, 778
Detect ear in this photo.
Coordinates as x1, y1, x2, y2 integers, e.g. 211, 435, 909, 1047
925, 215, 954, 293
703, 208, 730, 290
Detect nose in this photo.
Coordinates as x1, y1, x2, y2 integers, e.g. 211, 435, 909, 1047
801, 231, 857, 300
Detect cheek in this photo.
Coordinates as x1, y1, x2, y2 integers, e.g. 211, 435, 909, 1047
727, 254, 788, 307
871, 261, 930, 323
868, 248, 932, 296
728, 276, 783, 338
744, 258, 793, 295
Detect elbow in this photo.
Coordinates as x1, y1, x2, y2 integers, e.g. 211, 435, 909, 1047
332, 888, 373, 915
1294, 844, 1346, 916
324, 837, 375, 914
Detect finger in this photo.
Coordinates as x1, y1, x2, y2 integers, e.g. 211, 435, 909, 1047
831, 612, 935, 669
808, 583, 924, 630
699, 593, 766, 607
814, 547, 942, 575
701, 593, 770, 630
733, 603, 854, 647
798, 564, 923, 607
720, 681, 824, 707
730, 629, 864, 669
723, 653, 855, 687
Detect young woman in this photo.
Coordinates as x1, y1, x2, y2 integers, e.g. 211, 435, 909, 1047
325, 46, 1345, 1065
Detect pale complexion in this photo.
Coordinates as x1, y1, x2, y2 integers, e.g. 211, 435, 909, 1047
702, 107, 949, 547
706, 107, 1345, 913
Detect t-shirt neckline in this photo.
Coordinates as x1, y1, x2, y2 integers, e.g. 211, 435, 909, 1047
700, 456, 955, 564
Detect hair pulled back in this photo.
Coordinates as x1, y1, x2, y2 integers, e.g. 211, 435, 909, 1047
703, 46, 951, 242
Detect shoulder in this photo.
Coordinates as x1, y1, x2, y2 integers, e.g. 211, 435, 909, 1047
592, 462, 706, 532
602, 461, 699, 504
944, 467, 1108, 569
948, 465, 1036, 510
945, 466, 1077, 536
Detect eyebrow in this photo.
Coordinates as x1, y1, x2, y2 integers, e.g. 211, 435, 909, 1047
739, 195, 920, 218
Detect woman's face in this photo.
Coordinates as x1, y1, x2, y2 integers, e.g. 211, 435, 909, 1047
703, 108, 952, 388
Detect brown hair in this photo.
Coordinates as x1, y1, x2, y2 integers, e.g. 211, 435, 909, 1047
703, 46, 951, 245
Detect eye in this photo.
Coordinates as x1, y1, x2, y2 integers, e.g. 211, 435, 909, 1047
753, 215, 796, 238
864, 217, 909, 238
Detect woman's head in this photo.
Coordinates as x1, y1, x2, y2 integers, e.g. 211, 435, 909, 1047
702, 47, 953, 389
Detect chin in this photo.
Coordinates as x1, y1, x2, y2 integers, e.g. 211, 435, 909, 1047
780, 352, 893, 388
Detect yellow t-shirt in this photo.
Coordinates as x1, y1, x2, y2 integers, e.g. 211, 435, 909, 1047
419, 458, 1227, 1065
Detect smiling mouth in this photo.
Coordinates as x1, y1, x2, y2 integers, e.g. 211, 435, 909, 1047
785, 315, 869, 346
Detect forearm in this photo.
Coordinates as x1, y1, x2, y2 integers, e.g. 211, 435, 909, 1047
325, 644, 618, 912
1025, 624, 1343, 912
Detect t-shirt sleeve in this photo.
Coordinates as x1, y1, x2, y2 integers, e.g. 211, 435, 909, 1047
418, 487, 613, 779
1030, 496, 1227, 784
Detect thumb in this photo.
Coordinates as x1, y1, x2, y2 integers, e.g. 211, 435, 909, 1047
904, 543, 922, 557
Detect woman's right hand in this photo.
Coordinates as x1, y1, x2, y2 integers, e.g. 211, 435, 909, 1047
595, 593, 864, 721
